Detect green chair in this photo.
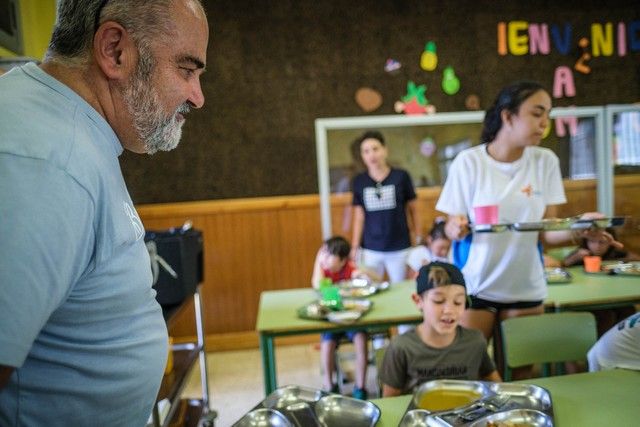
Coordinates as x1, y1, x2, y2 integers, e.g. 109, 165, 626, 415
500, 312, 597, 381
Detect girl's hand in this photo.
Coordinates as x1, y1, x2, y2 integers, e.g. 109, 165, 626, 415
445, 215, 470, 240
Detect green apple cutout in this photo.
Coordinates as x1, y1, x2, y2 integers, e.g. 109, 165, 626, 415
442, 66, 460, 95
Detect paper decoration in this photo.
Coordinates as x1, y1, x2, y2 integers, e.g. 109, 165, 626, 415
354, 87, 383, 112
419, 137, 436, 157
553, 66, 576, 98
441, 66, 460, 95
396, 81, 436, 115
574, 37, 592, 74
402, 81, 428, 105
465, 94, 480, 110
420, 41, 438, 71
555, 116, 578, 137
384, 58, 402, 73
542, 122, 552, 139
618, 23, 627, 56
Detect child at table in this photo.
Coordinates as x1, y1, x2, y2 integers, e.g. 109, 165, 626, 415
311, 236, 379, 399
379, 262, 501, 397
406, 217, 451, 279
562, 228, 640, 336
562, 228, 640, 267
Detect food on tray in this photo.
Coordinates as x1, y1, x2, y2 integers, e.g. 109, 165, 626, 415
417, 389, 482, 411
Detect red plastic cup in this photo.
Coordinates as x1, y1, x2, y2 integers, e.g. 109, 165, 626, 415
474, 205, 499, 225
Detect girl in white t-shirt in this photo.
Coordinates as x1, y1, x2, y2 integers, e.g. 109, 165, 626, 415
406, 217, 451, 278
436, 81, 597, 379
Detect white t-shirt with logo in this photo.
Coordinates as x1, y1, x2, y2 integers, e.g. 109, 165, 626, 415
436, 145, 566, 302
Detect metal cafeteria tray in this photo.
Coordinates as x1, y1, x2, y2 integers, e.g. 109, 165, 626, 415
233, 385, 380, 427
399, 380, 553, 427
474, 217, 627, 233
297, 298, 373, 324
544, 267, 572, 284
336, 279, 391, 298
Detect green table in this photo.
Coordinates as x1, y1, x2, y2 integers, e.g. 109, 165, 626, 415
546, 267, 640, 312
256, 268, 640, 396
371, 369, 640, 426
256, 281, 422, 395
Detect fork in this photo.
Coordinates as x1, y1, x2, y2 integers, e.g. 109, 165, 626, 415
458, 393, 510, 421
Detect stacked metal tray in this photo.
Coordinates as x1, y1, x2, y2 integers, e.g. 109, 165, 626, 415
297, 298, 373, 324
233, 385, 380, 427
399, 380, 554, 427
544, 267, 572, 284
473, 216, 626, 233
335, 279, 391, 298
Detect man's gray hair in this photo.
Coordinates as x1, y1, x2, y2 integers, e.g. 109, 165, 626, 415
45, 0, 177, 65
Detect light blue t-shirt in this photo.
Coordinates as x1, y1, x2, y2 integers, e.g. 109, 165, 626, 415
0, 63, 168, 426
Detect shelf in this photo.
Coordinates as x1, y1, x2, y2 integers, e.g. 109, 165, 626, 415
165, 399, 214, 427
157, 343, 201, 402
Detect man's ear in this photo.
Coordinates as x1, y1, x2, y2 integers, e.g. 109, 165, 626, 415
93, 22, 135, 81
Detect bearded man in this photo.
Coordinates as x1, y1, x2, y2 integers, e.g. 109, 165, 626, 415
0, 1, 208, 425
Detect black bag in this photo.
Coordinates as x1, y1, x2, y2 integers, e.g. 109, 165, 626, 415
145, 225, 204, 309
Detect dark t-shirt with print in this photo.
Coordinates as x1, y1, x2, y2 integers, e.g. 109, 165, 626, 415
352, 168, 416, 251
379, 327, 495, 394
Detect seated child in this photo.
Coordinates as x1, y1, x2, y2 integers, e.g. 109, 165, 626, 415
406, 217, 451, 279
588, 312, 640, 372
562, 227, 640, 267
379, 261, 501, 397
311, 236, 379, 399
563, 228, 640, 335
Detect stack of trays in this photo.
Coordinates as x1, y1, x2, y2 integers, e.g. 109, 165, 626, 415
544, 268, 572, 284
233, 385, 380, 426
335, 279, 390, 298
297, 298, 373, 324
399, 380, 554, 427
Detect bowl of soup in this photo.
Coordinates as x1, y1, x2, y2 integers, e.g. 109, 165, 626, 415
413, 379, 490, 412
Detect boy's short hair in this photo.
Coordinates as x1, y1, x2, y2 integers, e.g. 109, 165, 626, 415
324, 236, 351, 259
416, 261, 466, 295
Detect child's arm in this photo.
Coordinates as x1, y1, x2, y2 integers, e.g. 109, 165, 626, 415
350, 206, 365, 260
562, 247, 590, 267
311, 248, 325, 289
482, 370, 502, 382
622, 250, 640, 262
382, 383, 403, 398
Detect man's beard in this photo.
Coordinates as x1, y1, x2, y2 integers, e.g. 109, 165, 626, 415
123, 44, 190, 154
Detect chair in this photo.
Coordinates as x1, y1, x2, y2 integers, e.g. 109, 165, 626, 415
500, 312, 597, 381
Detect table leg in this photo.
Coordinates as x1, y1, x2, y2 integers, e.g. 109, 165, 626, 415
259, 333, 277, 395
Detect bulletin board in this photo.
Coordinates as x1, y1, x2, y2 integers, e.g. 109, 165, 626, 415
120, 0, 640, 204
